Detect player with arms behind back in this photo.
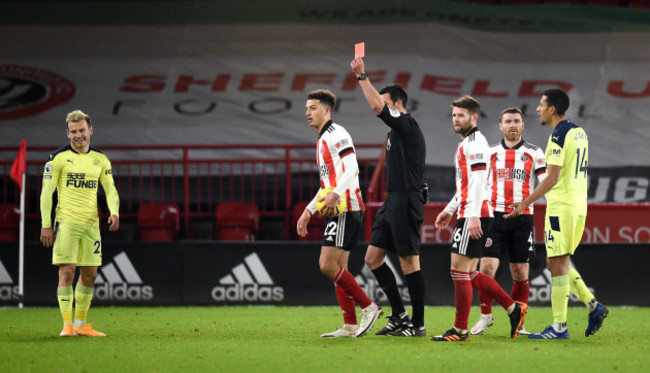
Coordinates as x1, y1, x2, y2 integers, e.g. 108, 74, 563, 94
296, 89, 381, 338
470, 107, 547, 336
506, 89, 608, 339
40, 110, 120, 337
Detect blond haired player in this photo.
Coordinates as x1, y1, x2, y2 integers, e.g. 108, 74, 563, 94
296, 89, 380, 338
506, 89, 608, 339
40, 110, 120, 337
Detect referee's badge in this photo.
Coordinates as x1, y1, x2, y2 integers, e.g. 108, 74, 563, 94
485, 238, 493, 247
389, 108, 401, 118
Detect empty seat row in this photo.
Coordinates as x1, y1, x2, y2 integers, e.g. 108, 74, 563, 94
138, 201, 325, 242
138, 202, 260, 242
0, 202, 327, 242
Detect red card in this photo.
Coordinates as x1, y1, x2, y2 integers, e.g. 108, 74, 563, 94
355, 42, 365, 58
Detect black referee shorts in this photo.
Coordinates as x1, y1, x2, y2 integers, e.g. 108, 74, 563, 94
369, 192, 424, 257
483, 212, 535, 263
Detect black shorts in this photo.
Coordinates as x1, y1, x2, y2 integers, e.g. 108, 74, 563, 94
484, 212, 535, 263
322, 210, 364, 251
450, 217, 493, 258
369, 192, 424, 257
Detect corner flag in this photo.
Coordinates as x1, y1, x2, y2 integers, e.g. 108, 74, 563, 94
9, 139, 27, 308
10, 140, 27, 191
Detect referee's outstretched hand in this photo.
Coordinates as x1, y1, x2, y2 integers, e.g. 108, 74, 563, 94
350, 58, 365, 77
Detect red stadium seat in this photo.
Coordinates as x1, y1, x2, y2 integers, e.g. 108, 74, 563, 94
0, 204, 19, 242
292, 201, 325, 241
137, 203, 180, 241
215, 202, 260, 241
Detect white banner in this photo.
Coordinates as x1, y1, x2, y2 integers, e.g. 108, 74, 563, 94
1, 24, 649, 166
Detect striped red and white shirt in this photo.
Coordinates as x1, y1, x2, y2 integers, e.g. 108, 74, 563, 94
445, 128, 492, 219
307, 121, 364, 213
489, 139, 547, 214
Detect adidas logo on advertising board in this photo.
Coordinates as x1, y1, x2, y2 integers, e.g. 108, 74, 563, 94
0, 259, 19, 301
355, 257, 411, 303
94, 252, 153, 301
529, 260, 595, 303
212, 252, 284, 302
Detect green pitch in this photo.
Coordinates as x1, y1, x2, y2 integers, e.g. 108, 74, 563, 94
1, 306, 648, 372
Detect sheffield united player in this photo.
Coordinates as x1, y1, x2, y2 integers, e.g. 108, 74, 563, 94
431, 96, 527, 342
470, 107, 546, 336
296, 89, 380, 338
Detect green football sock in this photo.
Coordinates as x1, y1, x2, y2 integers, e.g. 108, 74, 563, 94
74, 283, 94, 327
568, 267, 596, 309
57, 286, 74, 325
551, 275, 570, 325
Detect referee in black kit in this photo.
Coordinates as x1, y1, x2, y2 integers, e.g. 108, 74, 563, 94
351, 57, 427, 337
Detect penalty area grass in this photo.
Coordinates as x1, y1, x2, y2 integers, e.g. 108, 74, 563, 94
0, 306, 648, 372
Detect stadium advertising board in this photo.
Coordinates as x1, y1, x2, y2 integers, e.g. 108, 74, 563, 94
419, 203, 650, 244
0, 243, 183, 306
91, 244, 183, 305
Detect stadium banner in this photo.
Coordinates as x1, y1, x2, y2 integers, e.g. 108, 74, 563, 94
418, 203, 650, 244
1, 23, 649, 168
1, 242, 648, 307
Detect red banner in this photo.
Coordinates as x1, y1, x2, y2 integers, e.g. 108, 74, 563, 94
420, 203, 650, 244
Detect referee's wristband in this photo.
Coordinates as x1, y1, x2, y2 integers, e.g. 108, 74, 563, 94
357, 73, 367, 81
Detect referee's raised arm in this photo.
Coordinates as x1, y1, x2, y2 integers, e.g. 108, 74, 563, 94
350, 57, 384, 115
